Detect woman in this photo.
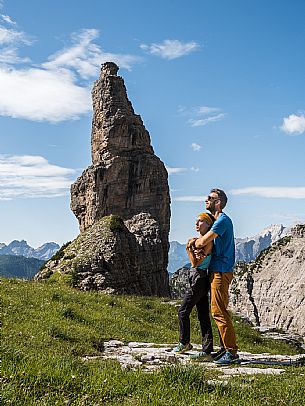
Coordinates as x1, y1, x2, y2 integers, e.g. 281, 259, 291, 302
173, 212, 215, 361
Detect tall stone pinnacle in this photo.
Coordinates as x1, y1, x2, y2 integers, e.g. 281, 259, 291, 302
91, 62, 153, 163
68, 62, 171, 296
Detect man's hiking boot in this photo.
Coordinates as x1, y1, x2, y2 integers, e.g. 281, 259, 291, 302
190, 351, 213, 362
213, 351, 241, 365
172, 342, 193, 354
211, 348, 226, 361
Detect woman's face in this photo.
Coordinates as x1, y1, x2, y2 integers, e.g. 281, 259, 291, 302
195, 218, 210, 235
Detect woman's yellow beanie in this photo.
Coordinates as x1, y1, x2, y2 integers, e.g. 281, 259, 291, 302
197, 212, 215, 225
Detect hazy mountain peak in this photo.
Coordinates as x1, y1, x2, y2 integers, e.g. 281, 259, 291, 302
0, 240, 59, 261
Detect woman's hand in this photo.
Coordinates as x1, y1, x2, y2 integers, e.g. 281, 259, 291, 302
194, 249, 206, 260
186, 237, 197, 251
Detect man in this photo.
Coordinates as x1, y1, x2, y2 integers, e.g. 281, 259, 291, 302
187, 188, 239, 365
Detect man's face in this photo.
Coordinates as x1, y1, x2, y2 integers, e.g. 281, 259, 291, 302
205, 192, 220, 213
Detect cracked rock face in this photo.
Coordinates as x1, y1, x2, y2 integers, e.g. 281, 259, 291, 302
71, 62, 170, 238
36, 62, 170, 296
230, 224, 305, 340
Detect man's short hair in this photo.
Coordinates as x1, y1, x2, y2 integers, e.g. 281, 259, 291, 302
211, 188, 227, 209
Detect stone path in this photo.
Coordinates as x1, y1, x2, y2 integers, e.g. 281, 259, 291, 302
82, 340, 305, 377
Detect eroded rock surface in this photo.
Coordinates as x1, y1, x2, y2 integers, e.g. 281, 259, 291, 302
230, 224, 305, 340
36, 62, 170, 296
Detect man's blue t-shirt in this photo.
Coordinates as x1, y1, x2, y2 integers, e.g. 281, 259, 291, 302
209, 212, 235, 272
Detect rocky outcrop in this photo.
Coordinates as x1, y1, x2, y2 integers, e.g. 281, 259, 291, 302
36, 215, 169, 296
230, 224, 305, 340
82, 340, 304, 373
36, 62, 170, 296
170, 266, 190, 299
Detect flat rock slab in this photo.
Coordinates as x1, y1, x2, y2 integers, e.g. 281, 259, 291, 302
82, 341, 304, 376
221, 367, 285, 376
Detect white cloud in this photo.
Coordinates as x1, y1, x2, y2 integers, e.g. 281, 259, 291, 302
1, 14, 16, 25
0, 27, 140, 122
173, 195, 206, 202
166, 166, 188, 175
280, 114, 305, 135
230, 187, 305, 199
140, 39, 199, 60
197, 106, 220, 115
190, 143, 201, 151
0, 23, 32, 65
0, 47, 30, 64
0, 67, 92, 122
189, 113, 226, 127
0, 155, 77, 200
43, 29, 140, 79
191, 166, 199, 172
179, 105, 225, 127
0, 26, 32, 46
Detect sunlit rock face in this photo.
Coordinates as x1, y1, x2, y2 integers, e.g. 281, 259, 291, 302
230, 224, 305, 340
47, 62, 171, 296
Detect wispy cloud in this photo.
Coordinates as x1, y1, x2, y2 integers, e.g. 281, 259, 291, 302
280, 114, 305, 135
190, 142, 201, 151
189, 113, 226, 127
166, 166, 188, 175
191, 166, 199, 172
140, 39, 199, 60
0, 24, 140, 122
266, 212, 305, 224
179, 105, 226, 127
1, 14, 16, 25
197, 106, 220, 115
173, 195, 206, 202
230, 187, 305, 199
0, 155, 77, 200
43, 29, 140, 79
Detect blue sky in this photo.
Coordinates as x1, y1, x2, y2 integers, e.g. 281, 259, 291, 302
1, 0, 305, 248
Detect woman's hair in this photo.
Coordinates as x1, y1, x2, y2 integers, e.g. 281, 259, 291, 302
198, 212, 215, 228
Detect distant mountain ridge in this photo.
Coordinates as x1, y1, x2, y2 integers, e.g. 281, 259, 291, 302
168, 224, 291, 274
167, 241, 189, 274
235, 224, 290, 263
0, 240, 60, 261
0, 255, 45, 279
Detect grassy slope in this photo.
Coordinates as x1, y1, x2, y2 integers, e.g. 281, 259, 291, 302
1, 277, 304, 406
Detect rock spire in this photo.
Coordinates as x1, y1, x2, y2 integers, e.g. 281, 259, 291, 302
37, 62, 170, 296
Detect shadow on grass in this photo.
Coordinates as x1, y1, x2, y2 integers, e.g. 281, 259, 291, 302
240, 356, 305, 367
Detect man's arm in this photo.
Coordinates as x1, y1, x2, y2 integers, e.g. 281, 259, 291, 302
194, 230, 218, 249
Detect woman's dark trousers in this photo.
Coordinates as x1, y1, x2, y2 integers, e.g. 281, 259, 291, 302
178, 268, 213, 353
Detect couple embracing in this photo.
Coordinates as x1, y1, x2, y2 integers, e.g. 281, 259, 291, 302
173, 188, 240, 365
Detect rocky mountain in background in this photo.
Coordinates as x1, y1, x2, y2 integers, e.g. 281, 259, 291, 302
36, 62, 171, 296
235, 224, 289, 263
168, 241, 189, 275
0, 240, 59, 261
0, 255, 45, 279
229, 224, 305, 339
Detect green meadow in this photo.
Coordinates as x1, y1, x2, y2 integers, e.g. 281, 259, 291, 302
1, 277, 304, 405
